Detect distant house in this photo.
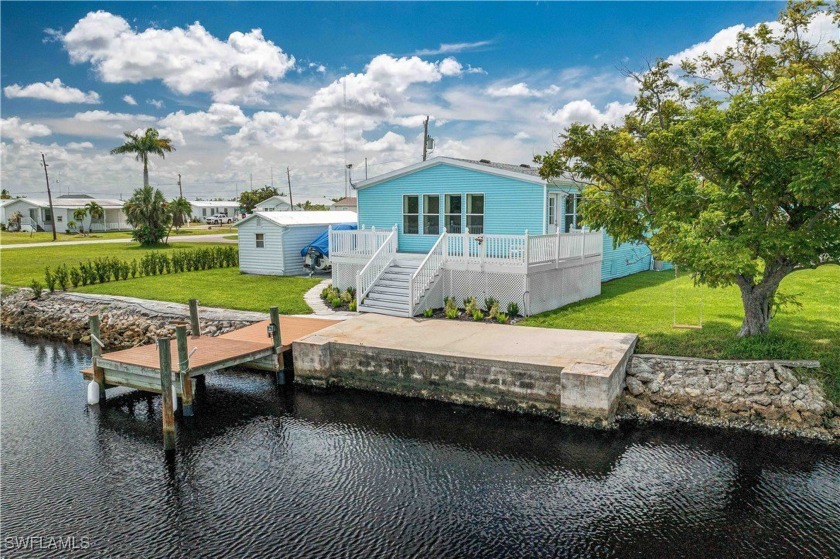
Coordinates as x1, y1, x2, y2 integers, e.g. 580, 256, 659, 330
236, 211, 357, 276
328, 157, 657, 317
2, 194, 129, 233
330, 197, 357, 211
254, 196, 291, 212
189, 200, 241, 221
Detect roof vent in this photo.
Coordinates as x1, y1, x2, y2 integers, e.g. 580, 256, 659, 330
519, 164, 531, 168
479, 158, 491, 163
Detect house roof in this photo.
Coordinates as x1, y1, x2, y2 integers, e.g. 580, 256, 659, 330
2, 197, 124, 209
236, 210, 357, 228
452, 158, 542, 177
189, 200, 240, 208
331, 197, 357, 207
255, 195, 291, 207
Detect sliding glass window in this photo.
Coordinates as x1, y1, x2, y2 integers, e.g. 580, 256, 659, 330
466, 194, 484, 234
403, 195, 419, 234
423, 194, 440, 235
445, 194, 462, 233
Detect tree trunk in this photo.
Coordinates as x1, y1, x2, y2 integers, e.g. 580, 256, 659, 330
143, 158, 149, 187
735, 264, 791, 337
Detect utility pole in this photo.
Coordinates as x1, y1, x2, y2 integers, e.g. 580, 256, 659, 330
286, 167, 294, 211
40, 153, 57, 241
178, 173, 183, 198
271, 167, 274, 189
364, 157, 368, 183
422, 116, 430, 161
250, 172, 253, 189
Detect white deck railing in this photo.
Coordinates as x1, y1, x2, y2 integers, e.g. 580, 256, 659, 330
409, 229, 447, 314
19, 216, 37, 232
330, 226, 394, 259
356, 226, 398, 306
527, 230, 603, 265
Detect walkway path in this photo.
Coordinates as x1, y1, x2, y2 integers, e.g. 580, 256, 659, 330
0, 233, 236, 250
303, 279, 357, 318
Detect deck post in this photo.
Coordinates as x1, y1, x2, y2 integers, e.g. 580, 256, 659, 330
189, 299, 200, 337
175, 324, 193, 417
524, 230, 530, 268
158, 338, 176, 451
464, 227, 470, 260
581, 229, 586, 260
269, 307, 285, 384
89, 314, 106, 402
555, 227, 561, 266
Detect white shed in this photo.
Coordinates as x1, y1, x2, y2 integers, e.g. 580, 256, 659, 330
236, 211, 357, 276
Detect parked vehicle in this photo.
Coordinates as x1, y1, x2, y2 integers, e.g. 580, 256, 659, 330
206, 213, 237, 225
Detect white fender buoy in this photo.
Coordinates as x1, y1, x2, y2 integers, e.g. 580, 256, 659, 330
87, 381, 100, 405
172, 385, 178, 412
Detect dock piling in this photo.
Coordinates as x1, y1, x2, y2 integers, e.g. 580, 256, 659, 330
175, 324, 194, 417
189, 299, 200, 337
269, 307, 285, 384
157, 338, 176, 451
89, 315, 106, 402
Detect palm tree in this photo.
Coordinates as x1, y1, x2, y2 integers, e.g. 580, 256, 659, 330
169, 197, 193, 231
85, 201, 104, 231
110, 128, 175, 187
67, 220, 77, 233
73, 208, 88, 235
124, 185, 171, 245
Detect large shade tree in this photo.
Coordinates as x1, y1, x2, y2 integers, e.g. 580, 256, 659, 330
536, 1, 839, 337
238, 186, 280, 213
110, 128, 175, 187
124, 185, 172, 245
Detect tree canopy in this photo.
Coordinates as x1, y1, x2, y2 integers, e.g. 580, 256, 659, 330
536, 0, 839, 337
110, 128, 175, 187
239, 186, 280, 213
124, 185, 172, 245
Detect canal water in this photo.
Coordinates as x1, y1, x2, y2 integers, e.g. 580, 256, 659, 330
1, 332, 838, 558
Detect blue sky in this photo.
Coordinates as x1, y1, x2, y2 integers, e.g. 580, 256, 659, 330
2, 1, 818, 200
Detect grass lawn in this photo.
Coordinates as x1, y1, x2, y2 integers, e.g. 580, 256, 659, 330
522, 267, 840, 402
0, 226, 233, 245
0, 242, 228, 286
75, 267, 319, 314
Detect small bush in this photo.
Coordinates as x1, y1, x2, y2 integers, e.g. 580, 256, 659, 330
30, 280, 43, 299
507, 302, 520, 317
69, 266, 81, 288
488, 303, 500, 320
484, 297, 498, 312
330, 297, 343, 309
130, 259, 138, 278
423, 307, 434, 318
54, 264, 69, 291
340, 290, 353, 304
348, 299, 357, 312
464, 297, 479, 315
44, 267, 56, 292
497, 312, 509, 324
445, 306, 459, 319
471, 309, 484, 321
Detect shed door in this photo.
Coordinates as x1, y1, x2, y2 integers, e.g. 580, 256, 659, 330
547, 194, 561, 233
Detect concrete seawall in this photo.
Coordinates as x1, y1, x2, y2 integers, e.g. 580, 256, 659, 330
293, 314, 638, 427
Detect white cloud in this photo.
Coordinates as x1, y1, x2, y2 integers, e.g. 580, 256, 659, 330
308, 62, 326, 73
3, 78, 100, 104
147, 99, 165, 109
66, 141, 94, 150
122, 94, 137, 105
60, 10, 296, 103
413, 40, 493, 56
544, 100, 634, 128
74, 110, 156, 123
160, 103, 249, 137
667, 11, 838, 67
438, 57, 463, 77
486, 82, 560, 98
1, 117, 52, 143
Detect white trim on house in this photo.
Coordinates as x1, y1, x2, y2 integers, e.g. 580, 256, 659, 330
236, 210, 357, 229
353, 157, 548, 190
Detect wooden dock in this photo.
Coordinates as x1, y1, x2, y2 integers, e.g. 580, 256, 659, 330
80, 300, 340, 450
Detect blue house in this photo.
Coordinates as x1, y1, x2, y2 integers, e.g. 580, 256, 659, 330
329, 157, 655, 317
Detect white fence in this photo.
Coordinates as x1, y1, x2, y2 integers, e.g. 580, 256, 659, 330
356, 227, 398, 306
330, 226, 394, 259
409, 230, 447, 314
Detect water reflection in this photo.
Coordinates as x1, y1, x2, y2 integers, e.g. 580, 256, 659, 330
1, 332, 838, 558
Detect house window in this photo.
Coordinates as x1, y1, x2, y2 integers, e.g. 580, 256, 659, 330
445, 194, 462, 233
466, 194, 484, 234
403, 195, 419, 234
564, 194, 581, 232
423, 195, 440, 235
255, 233, 265, 248
44, 208, 52, 222
56, 215, 63, 223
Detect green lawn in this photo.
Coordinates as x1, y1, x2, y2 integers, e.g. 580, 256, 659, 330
76, 267, 319, 314
0, 226, 233, 245
522, 267, 840, 402
0, 242, 227, 286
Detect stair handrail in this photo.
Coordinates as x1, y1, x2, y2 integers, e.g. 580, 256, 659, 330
356, 225, 398, 307
408, 228, 447, 316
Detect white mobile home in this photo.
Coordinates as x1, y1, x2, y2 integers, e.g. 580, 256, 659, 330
236, 211, 357, 276
2, 194, 129, 233
189, 200, 241, 221
254, 196, 292, 212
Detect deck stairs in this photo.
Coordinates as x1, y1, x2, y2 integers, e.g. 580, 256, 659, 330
358, 254, 436, 317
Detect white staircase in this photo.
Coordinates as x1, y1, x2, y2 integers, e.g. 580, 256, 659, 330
358, 260, 419, 317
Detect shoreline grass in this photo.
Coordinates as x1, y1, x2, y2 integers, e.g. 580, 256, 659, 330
521, 267, 840, 403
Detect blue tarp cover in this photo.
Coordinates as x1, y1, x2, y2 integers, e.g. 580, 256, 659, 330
301, 224, 357, 257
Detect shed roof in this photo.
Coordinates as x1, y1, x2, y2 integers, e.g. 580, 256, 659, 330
236, 210, 357, 228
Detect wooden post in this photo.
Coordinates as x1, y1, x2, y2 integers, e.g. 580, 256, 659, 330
189, 299, 200, 337
158, 338, 176, 451
269, 307, 285, 384
175, 324, 193, 417
89, 315, 106, 401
